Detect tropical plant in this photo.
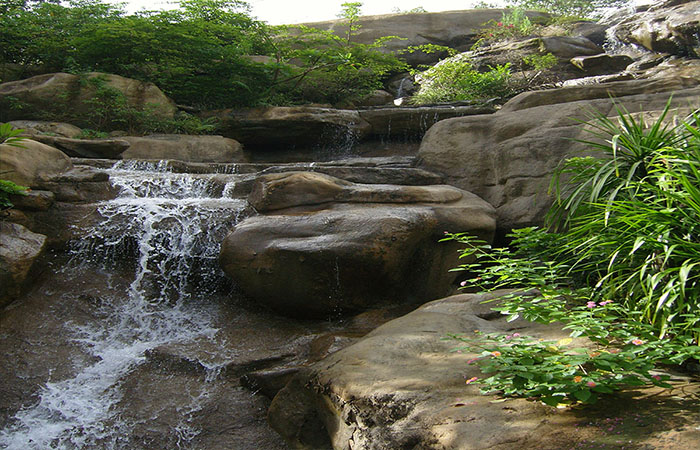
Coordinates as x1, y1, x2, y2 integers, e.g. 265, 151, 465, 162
0, 122, 27, 146
443, 100, 700, 405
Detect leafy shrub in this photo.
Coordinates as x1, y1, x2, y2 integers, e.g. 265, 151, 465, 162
444, 100, 700, 405
0, 123, 29, 210
412, 57, 513, 104
505, 0, 631, 19
478, 7, 534, 42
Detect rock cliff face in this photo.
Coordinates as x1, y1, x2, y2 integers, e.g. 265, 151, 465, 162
299, 9, 549, 65
417, 77, 700, 230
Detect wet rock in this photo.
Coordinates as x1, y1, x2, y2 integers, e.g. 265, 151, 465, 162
417, 78, 700, 230
204, 106, 371, 152
358, 104, 497, 141
241, 367, 300, 399
614, 0, 700, 56
0, 139, 73, 187
0, 72, 177, 125
30, 166, 115, 203
28, 135, 130, 159
0, 222, 46, 307
571, 53, 634, 75
220, 172, 496, 318
121, 134, 247, 163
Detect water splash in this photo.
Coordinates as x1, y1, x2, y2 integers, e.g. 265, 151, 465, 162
0, 162, 249, 449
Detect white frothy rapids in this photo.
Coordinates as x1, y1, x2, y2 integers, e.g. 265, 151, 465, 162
0, 160, 248, 449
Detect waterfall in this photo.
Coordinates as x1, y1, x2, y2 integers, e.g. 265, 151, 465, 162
0, 161, 249, 449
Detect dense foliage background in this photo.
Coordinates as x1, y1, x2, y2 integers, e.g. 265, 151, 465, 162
0, 0, 406, 108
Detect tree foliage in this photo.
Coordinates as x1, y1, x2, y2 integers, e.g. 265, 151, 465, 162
0, 0, 405, 108
506, 0, 631, 18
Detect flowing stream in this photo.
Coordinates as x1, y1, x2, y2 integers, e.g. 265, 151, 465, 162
0, 161, 251, 449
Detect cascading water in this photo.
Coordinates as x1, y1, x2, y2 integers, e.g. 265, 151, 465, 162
0, 161, 249, 449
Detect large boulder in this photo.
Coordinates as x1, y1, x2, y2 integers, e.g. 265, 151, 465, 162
0, 222, 47, 308
268, 292, 700, 449
417, 77, 700, 231
300, 9, 549, 66
0, 139, 73, 187
205, 106, 371, 153
0, 72, 177, 125
220, 172, 496, 318
614, 0, 700, 57
121, 134, 246, 163
28, 135, 130, 159
9, 120, 82, 138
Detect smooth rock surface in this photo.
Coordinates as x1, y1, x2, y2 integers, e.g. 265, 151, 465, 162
220, 172, 495, 317
269, 292, 700, 450
0, 139, 73, 187
121, 134, 246, 163
417, 79, 700, 230
0, 222, 46, 307
29, 135, 130, 159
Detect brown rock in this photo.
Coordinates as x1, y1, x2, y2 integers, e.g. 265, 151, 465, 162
220, 172, 496, 317
29, 135, 130, 159
0, 72, 176, 125
0, 139, 73, 187
417, 79, 700, 230
205, 106, 371, 152
121, 134, 246, 163
268, 291, 700, 449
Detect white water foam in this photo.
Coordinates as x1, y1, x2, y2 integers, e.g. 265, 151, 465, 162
0, 162, 248, 449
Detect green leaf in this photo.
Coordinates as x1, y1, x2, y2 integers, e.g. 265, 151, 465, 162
573, 389, 592, 402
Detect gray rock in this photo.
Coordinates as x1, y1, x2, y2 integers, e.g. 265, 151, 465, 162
570, 53, 634, 75
9, 120, 82, 138
299, 9, 549, 66
614, 0, 700, 56
358, 104, 497, 140
352, 90, 394, 107
205, 106, 371, 152
0, 222, 47, 307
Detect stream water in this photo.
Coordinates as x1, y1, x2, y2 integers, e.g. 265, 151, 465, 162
0, 161, 274, 449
